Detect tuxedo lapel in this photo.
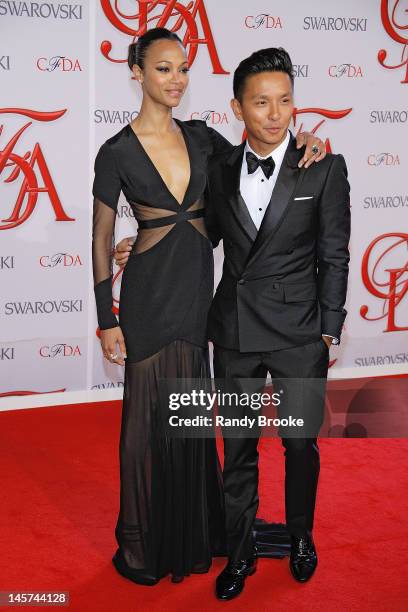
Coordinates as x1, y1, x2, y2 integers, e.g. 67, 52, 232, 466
246, 134, 304, 267
225, 143, 258, 243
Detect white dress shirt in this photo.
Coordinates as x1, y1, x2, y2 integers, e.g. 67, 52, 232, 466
239, 130, 290, 230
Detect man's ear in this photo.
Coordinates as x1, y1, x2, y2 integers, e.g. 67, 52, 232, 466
230, 97, 244, 122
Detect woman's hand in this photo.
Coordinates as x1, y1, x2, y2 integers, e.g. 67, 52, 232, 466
100, 326, 127, 366
114, 237, 134, 268
295, 132, 326, 168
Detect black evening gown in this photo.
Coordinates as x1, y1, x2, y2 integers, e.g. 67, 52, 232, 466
91, 119, 232, 585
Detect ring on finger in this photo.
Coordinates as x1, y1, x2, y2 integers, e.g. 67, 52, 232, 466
311, 144, 319, 155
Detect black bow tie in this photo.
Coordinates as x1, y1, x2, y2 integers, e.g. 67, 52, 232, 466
246, 151, 275, 179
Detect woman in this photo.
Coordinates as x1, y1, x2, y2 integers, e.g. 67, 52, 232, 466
92, 27, 324, 586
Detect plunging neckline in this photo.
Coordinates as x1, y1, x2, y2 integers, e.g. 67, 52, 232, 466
127, 118, 192, 207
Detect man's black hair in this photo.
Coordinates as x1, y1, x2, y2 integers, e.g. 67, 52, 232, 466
233, 47, 294, 101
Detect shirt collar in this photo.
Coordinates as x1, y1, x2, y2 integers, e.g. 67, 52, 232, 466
243, 130, 290, 175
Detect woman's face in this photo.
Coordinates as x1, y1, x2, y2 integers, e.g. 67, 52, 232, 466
133, 39, 189, 108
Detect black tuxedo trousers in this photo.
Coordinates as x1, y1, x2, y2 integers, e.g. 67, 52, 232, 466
213, 338, 329, 562
205, 134, 350, 562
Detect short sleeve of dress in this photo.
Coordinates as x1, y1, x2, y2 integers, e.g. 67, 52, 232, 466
92, 142, 122, 330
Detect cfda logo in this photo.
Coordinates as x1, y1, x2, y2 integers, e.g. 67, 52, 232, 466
0, 109, 74, 230
328, 64, 363, 78
240, 107, 353, 150
99, 0, 229, 74
36, 56, 83, 72
367, 153, 400, 166
39, 343, 82, 358
244, 14, 282, 29
360, 233, 408, 332
292, 107, 353, 153
378, 0, 408, 83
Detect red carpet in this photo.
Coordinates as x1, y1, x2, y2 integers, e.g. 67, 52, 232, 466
0, 401, 407, 611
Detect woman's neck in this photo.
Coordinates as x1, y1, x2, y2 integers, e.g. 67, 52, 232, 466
132, 97, 176, 136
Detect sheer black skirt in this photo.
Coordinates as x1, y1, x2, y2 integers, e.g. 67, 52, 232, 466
112, 339, 225, 585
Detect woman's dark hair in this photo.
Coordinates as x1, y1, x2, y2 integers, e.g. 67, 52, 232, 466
233, 47, 294, 101
128, 27, 183, 70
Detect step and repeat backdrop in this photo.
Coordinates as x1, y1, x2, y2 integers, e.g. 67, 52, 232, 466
1, 0, 407, 405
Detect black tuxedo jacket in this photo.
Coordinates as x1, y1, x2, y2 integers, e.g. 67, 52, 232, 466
206, 133, 351, 352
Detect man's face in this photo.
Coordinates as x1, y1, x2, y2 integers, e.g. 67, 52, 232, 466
231, 71, 294, 151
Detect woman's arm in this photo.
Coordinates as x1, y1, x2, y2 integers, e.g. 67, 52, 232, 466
92, 143, 126, 365
205, 124, 234, 156
295, 132, 327, 167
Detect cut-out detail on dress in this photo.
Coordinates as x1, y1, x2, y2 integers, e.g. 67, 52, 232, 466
130, 197, 207, 254
186, 197, 208, 239
130, 202, 175, 254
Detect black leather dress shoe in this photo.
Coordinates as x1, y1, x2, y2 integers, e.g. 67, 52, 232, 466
216, 556, 257, 600
289, 534, 318, 582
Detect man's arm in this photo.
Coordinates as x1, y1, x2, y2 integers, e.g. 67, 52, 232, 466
317, 154, 351, 344
204, 166, 223, 249
114, 236, 135, 268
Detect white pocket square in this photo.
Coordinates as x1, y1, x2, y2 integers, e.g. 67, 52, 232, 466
294, 196, 314, 200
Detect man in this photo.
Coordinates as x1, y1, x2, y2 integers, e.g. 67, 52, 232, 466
114, 47, 350, 600
205, 47, 350, 600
